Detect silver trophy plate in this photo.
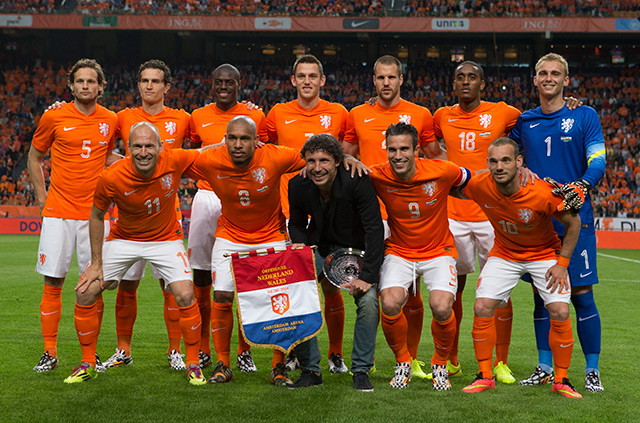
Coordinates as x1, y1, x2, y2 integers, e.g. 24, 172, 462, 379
323, 248, 365, 289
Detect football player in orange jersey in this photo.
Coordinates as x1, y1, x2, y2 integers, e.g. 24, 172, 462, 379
67, 121, 206, 385
188, 116, 362, 386
102, 59, 194, 372
432, 61, 521, 383
369, 123, 472, 391
28, 58, 120, 373
188, 115, 305, 385
460, 138, 582, 399
188, 64, 269, 373
343, 55, 446, 379
266, 55, 350, 374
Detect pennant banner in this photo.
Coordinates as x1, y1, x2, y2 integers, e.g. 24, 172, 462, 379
231, 246, 323, 353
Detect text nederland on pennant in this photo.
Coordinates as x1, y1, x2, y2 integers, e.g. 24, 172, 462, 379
231, 246, 323, 354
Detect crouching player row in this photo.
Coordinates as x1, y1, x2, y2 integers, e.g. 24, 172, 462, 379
460, 137, 583, 398
68, 122, 206, 385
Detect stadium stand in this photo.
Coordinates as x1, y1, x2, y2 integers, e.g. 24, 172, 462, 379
1, 0, 639, 17
0, 60, 637, 216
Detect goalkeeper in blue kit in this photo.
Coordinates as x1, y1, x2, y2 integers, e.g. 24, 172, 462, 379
510, 53, 606, 393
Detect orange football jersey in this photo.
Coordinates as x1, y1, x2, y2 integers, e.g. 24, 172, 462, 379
32, 102, 117, 220
188, 144, 305, 244
464, 173, 563, 262
344, 98, 437, 167
433, 101, 521, 221
94, 148, 199, 242
370, 158, 470, 261
266, 98, 348, 217
190, 102, 268, 191
116, 106, 191, 155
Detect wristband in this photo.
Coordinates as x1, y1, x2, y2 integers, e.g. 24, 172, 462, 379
556, 256, 570, 267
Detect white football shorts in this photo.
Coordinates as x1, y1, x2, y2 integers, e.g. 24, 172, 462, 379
379, 254, 458, 296
102, 239, 192, 285
187, 189, 222, 271
476, 256, 571, 305
36, 217, 108, 278
448, 219, 494, 275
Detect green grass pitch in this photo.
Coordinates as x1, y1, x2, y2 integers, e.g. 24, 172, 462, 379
0, 235, 638, 422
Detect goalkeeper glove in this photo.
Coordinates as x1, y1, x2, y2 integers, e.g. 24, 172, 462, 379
560, 178, 591, 212
543, 177, 590, 213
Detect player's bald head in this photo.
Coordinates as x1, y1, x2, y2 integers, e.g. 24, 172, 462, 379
129, 121, 162, 148
213, 63, 240, 80
227, 115, 257, 135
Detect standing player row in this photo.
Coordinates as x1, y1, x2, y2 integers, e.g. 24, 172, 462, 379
28, 52, 604, 395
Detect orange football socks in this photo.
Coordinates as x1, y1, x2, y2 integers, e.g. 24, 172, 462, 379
40, 284, 62, 357
381, 311, 411, 363
450, 291, 464, 366
193, 284, 212, 355
163, 290, 182, 353
550, 317, 574, 382
324, 291, 345, 358
403, 292, 424, 360
211, 301, 233, 367
431, 313, 456, 365
471, 315, 496, 377
115, 288, 137, 355
494, 298, 513, 366
178, 301, 202, 368
75, 301, 99, 366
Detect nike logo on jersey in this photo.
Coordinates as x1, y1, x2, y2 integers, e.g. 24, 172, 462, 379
449, 282, 456, 287
497, 316, 513, 321
41, 311, 59, 316
529, 123, 541, 128
447, 118, 458, 122
364, 118, 376, 123
124, 189, 138, 196
211, 327, 224, 334
285, 119, 297, 124
580, 271, 593, 278
578, 313, 598, 322
217, 175, 230, 179
559, 343, 573, 348
191, 322, 202, 331
63, 127, 76, 131
484, 204, 497, 208
79, 330, 96, 336
386, 188, 399, 193
202, 122, 214, 127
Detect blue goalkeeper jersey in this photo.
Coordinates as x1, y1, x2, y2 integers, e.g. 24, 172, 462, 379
510, 104, 606, 236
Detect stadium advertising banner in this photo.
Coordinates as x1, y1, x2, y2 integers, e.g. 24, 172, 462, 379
231, 247, 323, 353
2, 15, 639, 33
0, 218, 42, 235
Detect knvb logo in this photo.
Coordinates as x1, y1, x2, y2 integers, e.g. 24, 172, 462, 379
271, 294, 290, 315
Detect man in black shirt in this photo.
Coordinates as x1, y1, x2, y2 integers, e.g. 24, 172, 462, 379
288, 134, 384, 391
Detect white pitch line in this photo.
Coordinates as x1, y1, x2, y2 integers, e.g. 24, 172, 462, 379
600, 279, 640, 283
597, 252, 640, 264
